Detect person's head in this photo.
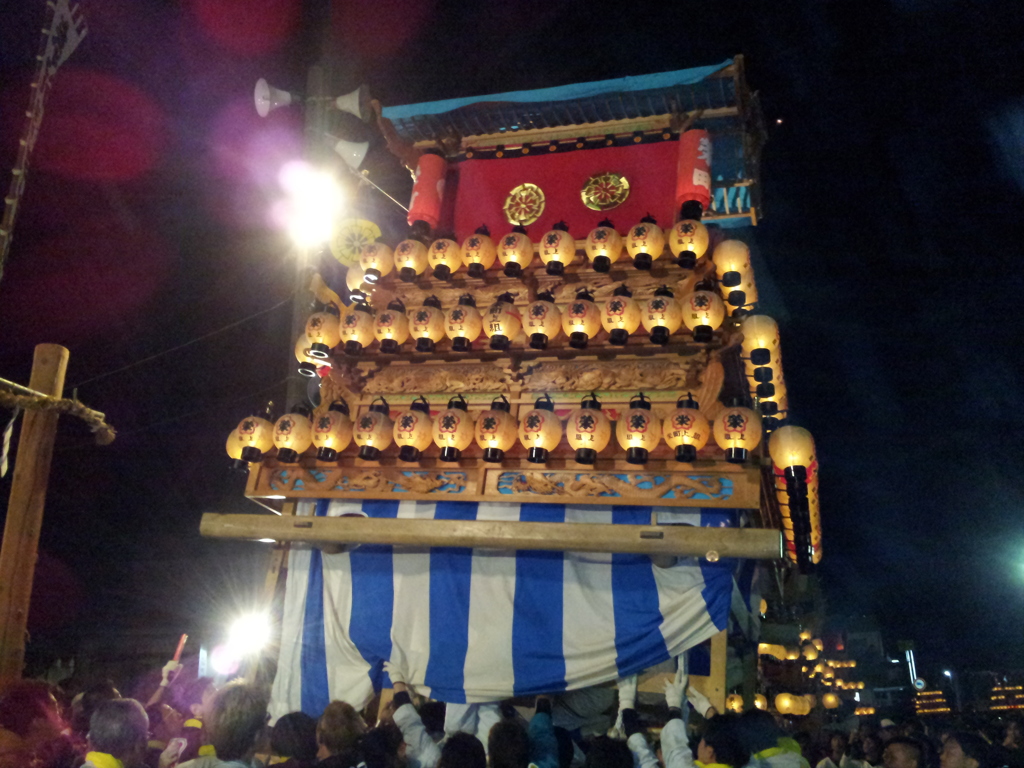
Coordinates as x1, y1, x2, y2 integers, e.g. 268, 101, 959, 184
700, 713, 749, 768
863, 734, 883, 764
359, 723, 405, 768
178, 677, 216, 721
831, 733, 850, 757
941, 733, 991, 768
317, 701, 367, 758
205, 682, 269, 762
88, 699, 148, 764
584, 735, 633, 768
488, 719, 530, 768
419, 701, 446, 737
738, 709, 782, 754
145, 703, 184, 743
0, 680, 62, 739
879, 720, 898, 744
1006, 721, 1024, 747
883, 737, 923, 768
271, 711, 319, 763
439, 732, 485, 768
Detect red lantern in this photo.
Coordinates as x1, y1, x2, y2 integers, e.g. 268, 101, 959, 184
675, 129, 712, 215
407, 152, 446, 229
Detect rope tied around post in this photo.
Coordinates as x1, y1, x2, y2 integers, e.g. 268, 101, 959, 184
0, 382, 115, 445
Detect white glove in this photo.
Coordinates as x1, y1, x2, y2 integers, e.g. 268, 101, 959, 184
686, 684, 714, 718
664, 677, 686, 710
383, 659, 407, 686
160, 660, 181, 686
607, 711, 625, 740
617, 674, 638, 711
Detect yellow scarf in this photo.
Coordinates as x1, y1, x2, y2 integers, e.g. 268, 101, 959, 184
755, 747, 788, 760
199, 744, 217, 756
85, 752, 123, 768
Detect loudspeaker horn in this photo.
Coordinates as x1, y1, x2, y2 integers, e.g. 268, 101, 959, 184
331, 137, 370, 170
254, 78, 299, 118
334, 84, 372, 122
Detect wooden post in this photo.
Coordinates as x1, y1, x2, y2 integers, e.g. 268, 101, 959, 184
0, 344, 68, 683
706, 629, 728, 714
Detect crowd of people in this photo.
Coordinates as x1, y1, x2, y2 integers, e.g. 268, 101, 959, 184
1, 658, 1022, 768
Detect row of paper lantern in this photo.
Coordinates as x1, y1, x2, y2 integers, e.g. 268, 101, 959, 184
768, 425, 822, 566
739, 314, 788, 418
226, 393, 768, 469
758, 639, 824, 662
725, 693, 843, 716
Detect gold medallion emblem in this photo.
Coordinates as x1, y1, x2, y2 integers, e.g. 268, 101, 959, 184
503, 183, 546, 225
581, 172, 630, 211
330, 219, 382, 266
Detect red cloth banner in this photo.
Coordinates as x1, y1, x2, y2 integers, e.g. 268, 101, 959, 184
674, 129, 712, 209
408, 154, 448, 228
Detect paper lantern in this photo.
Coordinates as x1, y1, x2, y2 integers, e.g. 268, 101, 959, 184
585, 219, 623, 273
484, 292, 522, 350
740, 315, 780, 366
539, 221, 574, 275
227, 404, 275, 468
407, 152, 446, 229
822, 693, 840, 710
519, 394, 561, 463
339, 301, 375, 356
561, 289, 601, 349
754, 694, 768, 711
713, 240, 757, 311
600, 284, 641, 346
475, 394, 518, 463
295, 333, 321, 378
798, 630, 812, 642
273, 405, 314, 464
428, 236, 462, 281
565, 393, 612, 465
374, 299, 410, 353
312, 399, 353, 461
675, 129, 712, 213
769, 426, 816, 476
668, 219, 709, 268
641, 286, 682, 345
394, 238, 429, 282
758, 643, 788, 660
305, 305, 342, 358
785, 647, 802, 660
346, 264, 368, 302
433, 394, 475, 462
409, 296, 446, 353
616, 392, 660, 465
726, 694, 744, 713
461, 225, 497, 278
663, 393, 710, 462
393, 396, 433, 462
498, 226, 534, 278
524, 291, 561, 350
713, 405, 762, 464
359, 242, 394, 284
680, 290, 726, 343
802, 645, 820, 661
626, 215, 665, 270
775, 693, 796, 715
354, 397, 393, 461
445, 294, 483, 351
225, 431, 245, 471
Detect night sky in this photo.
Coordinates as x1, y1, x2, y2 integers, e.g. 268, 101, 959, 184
1, 0, 1022, 683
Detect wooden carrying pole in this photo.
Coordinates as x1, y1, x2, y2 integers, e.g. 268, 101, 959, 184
201, 513, 782, 560
0, 344, 69, 683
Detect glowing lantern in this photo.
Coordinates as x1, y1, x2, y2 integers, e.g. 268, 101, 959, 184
799, 629, 812, 642
475, 394, 518, 463
305, 305, 342, 358
374, 299, 410, 354
565, 393, 612, 465
641, 286, 682, 345
713, 240, 756, 310
785, 647, 802, 660
663, 393, 710, 462
432, 394, 475, 462
770, 425, 817, 568
626, 215, 665, 270
775, 693, 796, 715
585, 219, 623, 273
523, 291, 561, 350
273, 405, 314, 464
359, 242, 394, 284
394, 238, 429, 283
393, 396, 433, 462
669, 219, 709, 268
339, 301, 375, 356
600, 284, 642, 346
498, 225, 534, 278
225, 431, 245, 472
518, 393, 561, 463
561, 289, 601, 349
680, 290, 726, 343
823, 693, 840, 710
740, 315, 780, 366
228, 403, 275, 468
713, 405, 762, 463
754, 694, 768, 711
295, 333, 320, 378
726, 695, 744, 713
428, 236, 462, 281
409, 296, 446, 353
354, 397, 393, 461
311, 399, 353, 461
813, 639, 824, 652
539, 221, 574, 275
484, 292, 522, 350
461, 225, 497, 278
445, 294, 483, 352
346, 264, 368, 302
802, 645, 820, 661
616, 392, 660, 465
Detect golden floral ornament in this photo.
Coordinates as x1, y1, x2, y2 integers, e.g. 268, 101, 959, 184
503, 183, 545, 225
330, 219, 382, 267
581, 172, 630, 211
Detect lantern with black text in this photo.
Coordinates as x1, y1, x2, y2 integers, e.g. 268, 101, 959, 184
600, 284, 641, 346
359, 242, 394, 284
312, 399, 353, 461
354, 397, 393, 460
680, 290, 725, 343
539, 222, 574, 275
498, 225, 534, 278
374, 299, 410, 354
641, 286, 682, 345
273, 405, 313, 464
339, 301, 375, 356
445, 294, 483, 351
305, 305, 341, 358
663, 394, 710, 463
461, 225, 497, 278
770, 425, 816, 568
585, 219, 622, 273
565, 393, 611, 465
228, 403, 275, 468
393, 396, 433, 462
346, 264, 367, 302
669, 219, 709, 269
475, 395, 517, 463
409, 296, 446, 353
740, 314, 780, 367
484, 292, 522, 350
519, 394, 561, 463
561, 289, 601, 349
295, 333, 320, 377
433, 394, 475, 462
626, 216, 665, 270
713, 405, 762, 463
428, 236, 462, 281
616, 392, 660, 465
713, 240, 758, 312
524, 291, 561, 350
394, 238, 429, 282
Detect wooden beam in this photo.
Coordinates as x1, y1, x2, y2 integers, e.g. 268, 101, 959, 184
201, 514, 782, 560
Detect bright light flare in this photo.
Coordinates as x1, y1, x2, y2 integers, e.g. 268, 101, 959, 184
228, 612, 272, 656
276, 161, 345, 247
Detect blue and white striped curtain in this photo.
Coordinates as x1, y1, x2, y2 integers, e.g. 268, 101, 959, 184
269, 499, 737, 719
